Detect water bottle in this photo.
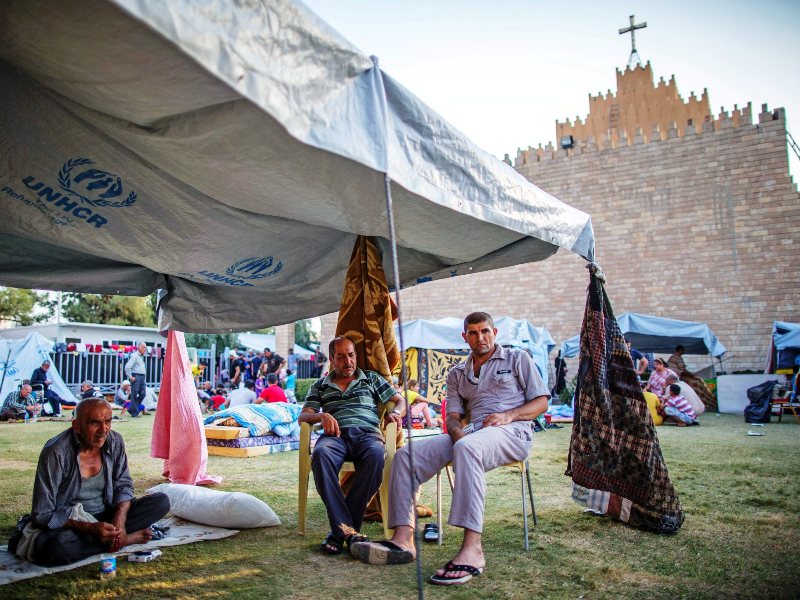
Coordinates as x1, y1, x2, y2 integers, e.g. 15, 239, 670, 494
24, 412, 30, 424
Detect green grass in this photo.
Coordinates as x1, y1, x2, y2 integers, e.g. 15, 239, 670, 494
1, 414, 798, 599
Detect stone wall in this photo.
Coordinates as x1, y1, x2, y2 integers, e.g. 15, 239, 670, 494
321, 104, 799, 374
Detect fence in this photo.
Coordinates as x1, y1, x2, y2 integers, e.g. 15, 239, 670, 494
51, 346, 215, 397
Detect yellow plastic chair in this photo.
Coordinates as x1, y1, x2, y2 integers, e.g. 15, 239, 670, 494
298, 413, 398, 538
435, 458, 537, 551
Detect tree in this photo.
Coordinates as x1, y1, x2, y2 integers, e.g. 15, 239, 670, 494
0, 287, 53, 326
184, 332, 239, 352
62, 293, 155, 327
295, 319, 319, 349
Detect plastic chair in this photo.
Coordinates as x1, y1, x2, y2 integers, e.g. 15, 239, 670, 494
435, 457, 537, 551
298, 412, 398, 538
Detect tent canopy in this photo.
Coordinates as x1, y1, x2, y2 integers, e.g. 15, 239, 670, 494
770, 321, 800, 371
0, 0, 594, 333
560, 312, 727, 358
397, 316, 555, 385
0, 333, 73, 403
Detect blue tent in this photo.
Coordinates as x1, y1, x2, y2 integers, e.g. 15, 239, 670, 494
397, 316, 555, 387
770, 321, 800, 371
560, 312, 727, 359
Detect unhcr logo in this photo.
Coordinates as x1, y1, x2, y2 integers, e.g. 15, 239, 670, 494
4, 157, 137, 229
185, 256, 284, 287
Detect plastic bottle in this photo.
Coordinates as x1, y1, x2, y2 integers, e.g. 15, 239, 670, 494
99, 556, 116, 579
24, 412, 29, 424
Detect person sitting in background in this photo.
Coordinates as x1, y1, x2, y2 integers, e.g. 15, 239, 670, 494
0, 384, 42, 421
208, 388, 227, 413
284, 369, 297, 403
30, 360, 64, 417
114, 380, 132, 418
394, 378, 436, 429
80, 380, 97, 400
257, 373, 288, 403
658, 383, 697, 426
646, 359, 678, 399
664, 373, 705, 416
224, 379, 256, 409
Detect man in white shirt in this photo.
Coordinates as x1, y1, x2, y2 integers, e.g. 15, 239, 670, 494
224, 379, 256, 409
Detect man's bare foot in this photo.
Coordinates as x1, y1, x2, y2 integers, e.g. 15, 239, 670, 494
434, 547, 485, 580
121, 528, 153, 548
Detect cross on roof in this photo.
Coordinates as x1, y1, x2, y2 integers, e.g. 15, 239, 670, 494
618, 14, 647, 69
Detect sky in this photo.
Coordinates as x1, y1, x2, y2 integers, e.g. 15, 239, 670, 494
302, 0, 800, 178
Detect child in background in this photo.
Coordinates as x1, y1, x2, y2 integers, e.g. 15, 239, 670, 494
659, 383, 697, 426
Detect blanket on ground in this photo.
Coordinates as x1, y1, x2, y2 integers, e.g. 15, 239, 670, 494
0, 516, 237, 586
567, 267, 684, 534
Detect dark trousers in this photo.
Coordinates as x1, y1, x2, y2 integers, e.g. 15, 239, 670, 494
32, 493, 170, 567
311, 427, 385, 542
43, 389, 63, 415
129, 375, 146, 416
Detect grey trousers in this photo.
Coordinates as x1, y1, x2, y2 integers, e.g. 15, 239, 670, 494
388, 424, 531, 533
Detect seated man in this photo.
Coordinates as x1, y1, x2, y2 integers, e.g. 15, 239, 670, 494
79, 380, 98, 400
114, 380, 132, 418
352, 312, 549, 586
30, 360, 64, 416
659, 383, 697, 426
256, 373, 287, 403
10, 398, 169, 566
300, 336, 405, 556
223, 379, 256, 409
0, 384, 42, 421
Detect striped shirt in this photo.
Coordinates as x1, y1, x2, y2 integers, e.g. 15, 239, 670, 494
303, 369, 396, 433
665, 393, 696, 420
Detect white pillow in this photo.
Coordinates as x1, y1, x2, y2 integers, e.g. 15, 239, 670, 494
147, 483, 280, 528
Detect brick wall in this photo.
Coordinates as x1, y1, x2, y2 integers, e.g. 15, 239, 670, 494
322, 105, 799, 374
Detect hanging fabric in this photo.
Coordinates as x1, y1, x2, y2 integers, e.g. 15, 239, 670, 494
567, 266, 684, 534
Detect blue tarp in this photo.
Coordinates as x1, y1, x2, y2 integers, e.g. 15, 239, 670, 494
397, 316, 555, 386
772, 321, 800, 370
560, 312, 727, 358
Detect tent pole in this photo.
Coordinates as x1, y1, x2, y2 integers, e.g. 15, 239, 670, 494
383, 172, 424, 599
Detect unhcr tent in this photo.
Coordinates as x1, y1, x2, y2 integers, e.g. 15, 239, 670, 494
560, 312, 726, 358
397, 317, 555, 402
0, 0, 594, 334
0, 333, 73, 405
767, 321, 800, 372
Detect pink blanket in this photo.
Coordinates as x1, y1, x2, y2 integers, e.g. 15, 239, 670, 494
151, 331, 221, 485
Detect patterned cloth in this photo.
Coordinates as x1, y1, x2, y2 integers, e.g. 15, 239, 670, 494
334, 236, 400, 382
567, 268, 684, 534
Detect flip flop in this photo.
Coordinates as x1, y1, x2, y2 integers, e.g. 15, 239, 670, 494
423, 523, 439, 543
345, 533, 369, 558
350, 540, 414, 565
429, 561, 484, 586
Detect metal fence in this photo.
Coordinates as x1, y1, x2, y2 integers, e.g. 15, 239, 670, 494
52, 347, 215, 397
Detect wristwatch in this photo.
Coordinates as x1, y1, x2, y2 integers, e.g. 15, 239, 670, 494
390, 409, 402, 417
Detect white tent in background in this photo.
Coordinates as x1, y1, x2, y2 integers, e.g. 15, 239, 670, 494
0, 0, 594, 334
0, 333, 73, 405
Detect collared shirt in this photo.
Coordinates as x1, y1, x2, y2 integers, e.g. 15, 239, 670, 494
32, 428, 134, 529
1, 390, 35, 414
30, 367, 51, 391
446, 345, 550, 433
125, 352, 146, 377
303, 368, 396, 433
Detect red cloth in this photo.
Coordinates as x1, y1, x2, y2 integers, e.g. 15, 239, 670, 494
151, 330, 221, 486
210, 395, 226, 410
258, 385, 287, 403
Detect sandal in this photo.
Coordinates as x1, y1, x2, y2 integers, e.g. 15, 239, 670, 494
345, 533, 369, 557
429, 561, 484, 586
320, 533, 343, 555
423, 523, 439, 543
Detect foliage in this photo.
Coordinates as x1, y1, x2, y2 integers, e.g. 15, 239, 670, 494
62, 293, 156, 327
557, 374, 577, 405
251, 327, 275, 334
1, 414, 799, 598
0, 287, 53, 326
294, 378, 316, 401
294, 319, 319, 349
183, 332, 239, 352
